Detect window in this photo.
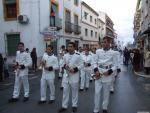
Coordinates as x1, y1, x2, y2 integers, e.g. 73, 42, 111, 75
74, 0, 78, 6
6, 33, 20, 56
3, 0, 19, 20
85, 28, 88, 36
65, 10, 71, 22
74, 15, 78, 25
66, 39, 70, 47
84, 12, 88, 20
90, 16, 92, 22
95, 32, 97, 38
91, 30, 93, 37
95, 19, 97, 24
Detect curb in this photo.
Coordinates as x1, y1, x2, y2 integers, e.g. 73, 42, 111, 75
134, 71, 150, 78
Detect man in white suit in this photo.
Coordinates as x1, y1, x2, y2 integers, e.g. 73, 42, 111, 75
58, 42, 83, 113
92, 37, 118, 113
38, 45, 59, 104
9, 42, 32, 103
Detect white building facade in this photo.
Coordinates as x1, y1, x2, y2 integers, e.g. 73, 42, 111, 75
81, 1, 99, 49
0, 0, 81, 57
98, 11, 115, 45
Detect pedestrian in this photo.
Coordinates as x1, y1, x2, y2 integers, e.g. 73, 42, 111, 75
3, 57, 9, 78
30, 48, 37, 71
132, 49, 140, 72
0, 53, 4, 82
144, 47, 150, 75
38, 45, 59, 104
8, 42, 32, 103
139, 48, 144, 71
123, 47, 130, 66
110, 47, 120, 93
80, 47, 93, 91
92, 36, 118, 113
58, 42, 83, 113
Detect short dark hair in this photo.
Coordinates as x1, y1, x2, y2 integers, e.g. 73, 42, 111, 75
47, 45, 53, 50
18, 42, 24, 46
68, 42, 76, 48
61, 45, 65, 49
103, 36, 110, 43
26, 48, 29, 51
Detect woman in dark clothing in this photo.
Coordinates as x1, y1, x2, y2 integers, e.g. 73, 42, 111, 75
0, 53, 4, 81
132, 49, 141, 72
31, 48, 37, 71
3, 57, 9, 78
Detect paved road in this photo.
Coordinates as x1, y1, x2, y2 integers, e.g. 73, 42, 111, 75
0, 65, 150, 113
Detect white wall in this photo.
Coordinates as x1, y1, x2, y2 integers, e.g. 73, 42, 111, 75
0, 0, 53, 57
81, 3, 99, 42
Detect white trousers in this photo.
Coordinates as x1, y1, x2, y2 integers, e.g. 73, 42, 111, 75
80, 70, 90, 89
59, 67, 63, 77
40, 78, 55, 101
110, 70, 118, 92
94, 79, 111, 112
13, 74, 29, 98
62, 82, 79, 108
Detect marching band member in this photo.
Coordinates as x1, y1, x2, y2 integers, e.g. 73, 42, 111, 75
58, 42, 83, 113
80, 47, 93, 91
92, 37, 117, 113
110, 47, 121, 93
38, 45, 59, 104
9, 42, 32, 103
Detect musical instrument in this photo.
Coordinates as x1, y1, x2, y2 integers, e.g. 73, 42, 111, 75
12, 60, 20, 76
38, 60, 46, 70
91, 73, 102, 80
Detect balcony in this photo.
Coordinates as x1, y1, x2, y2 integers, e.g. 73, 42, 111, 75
65, 21, 73, 33
50, 16, 62, 30
73, 25, 81, 34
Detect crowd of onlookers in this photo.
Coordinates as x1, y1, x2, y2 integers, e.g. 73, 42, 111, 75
123, 46, 150, 75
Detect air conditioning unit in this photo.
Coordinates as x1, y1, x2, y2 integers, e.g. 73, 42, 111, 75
17, 15, 29, 24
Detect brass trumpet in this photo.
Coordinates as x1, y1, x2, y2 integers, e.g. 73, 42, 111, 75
38, 60, 46, 70
91, 73, 102, 80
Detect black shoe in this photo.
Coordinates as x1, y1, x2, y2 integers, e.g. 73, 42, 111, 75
85, 88, 89, 91
60, 87, 63, 90
72, 107, 77, 112
48, 100, 55, 104
103, 109, 108, 113
90, 80, 92, 82
110, 91, 114, 94
58, 77, 62, 79
38, 100, 46, 104
58, 107, 67, 113
79, 89, 84, 92
8, 98, 19, 103
23, 97, 29, 102
93, 112, 99, 113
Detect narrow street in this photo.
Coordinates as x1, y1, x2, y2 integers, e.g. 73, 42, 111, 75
0, 63, 150, 113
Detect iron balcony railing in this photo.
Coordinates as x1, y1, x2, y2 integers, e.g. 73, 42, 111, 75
65, 21, 74, 33
73, 24, 81, 34
50, 16, 62, 30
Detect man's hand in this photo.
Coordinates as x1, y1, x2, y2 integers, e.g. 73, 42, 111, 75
103, 69, 113, 76
103, 71, 109, 76
95, 71, 100, 76
69, 68, 74, 73
20, 65, 25, 69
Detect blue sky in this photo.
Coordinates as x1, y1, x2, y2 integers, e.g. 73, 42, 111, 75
83, 0, 137, 46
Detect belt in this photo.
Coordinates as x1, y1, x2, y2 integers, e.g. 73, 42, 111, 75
99, 64, 112, 69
